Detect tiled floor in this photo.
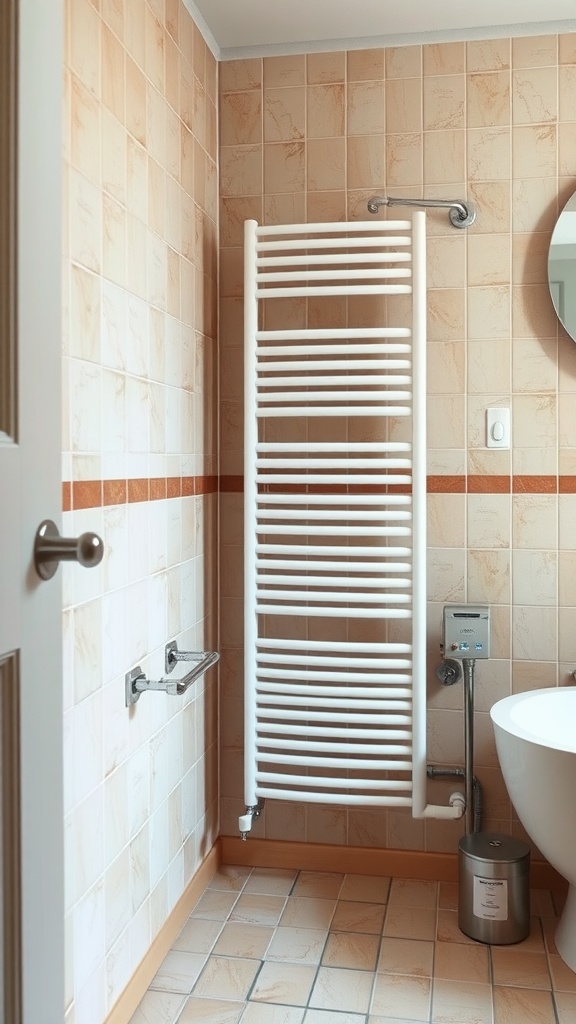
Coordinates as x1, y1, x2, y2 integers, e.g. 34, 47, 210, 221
129, 865, 575, 1024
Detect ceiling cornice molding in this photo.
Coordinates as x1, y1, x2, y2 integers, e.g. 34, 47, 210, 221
217, 18, 576, 62
182, 0, 221, 59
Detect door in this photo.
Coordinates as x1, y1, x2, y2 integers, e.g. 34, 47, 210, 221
0, 1, 64, 1022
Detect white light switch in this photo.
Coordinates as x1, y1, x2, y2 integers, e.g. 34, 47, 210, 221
486, 407, 510, 449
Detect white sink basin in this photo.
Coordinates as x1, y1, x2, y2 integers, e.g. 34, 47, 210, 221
491, 686, 576, 754
491, 686, 576, 972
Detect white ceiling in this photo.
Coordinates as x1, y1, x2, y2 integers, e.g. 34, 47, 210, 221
186, 0, 576, 59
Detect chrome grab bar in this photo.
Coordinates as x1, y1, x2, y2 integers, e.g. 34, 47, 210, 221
125, 643, 219, 706
367, 194, 477, 228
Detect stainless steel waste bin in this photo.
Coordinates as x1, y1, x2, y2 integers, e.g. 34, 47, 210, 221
458, 832, 530, 944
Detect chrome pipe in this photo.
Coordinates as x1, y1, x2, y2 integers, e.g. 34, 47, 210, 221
462, 658, 475, 835
367, 194, 476, 228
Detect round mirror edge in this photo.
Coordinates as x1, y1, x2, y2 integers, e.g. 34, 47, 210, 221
548, 185, 576, 343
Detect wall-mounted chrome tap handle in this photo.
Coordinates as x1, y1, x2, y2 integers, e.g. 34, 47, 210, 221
436, 659, 463, 686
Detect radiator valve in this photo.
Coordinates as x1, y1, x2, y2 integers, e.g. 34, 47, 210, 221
239, 802, 264, 840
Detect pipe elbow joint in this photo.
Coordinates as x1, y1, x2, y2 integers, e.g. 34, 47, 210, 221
449, 790, 466, 818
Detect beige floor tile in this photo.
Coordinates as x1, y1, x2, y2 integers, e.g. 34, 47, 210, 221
178, 997, 245, 1024
388, 878, 438, 909
555, 991, 576, 1024
438, 882, 459, 911
280, 896, 336, 930
493, 986, 557, 1024
339, 874, 391, 904
265, 926, 327, 964
431, 979, 492, 1024
193, 956, 260, 1001
310, 965, 374, 1014
128, 990, 186, 1024
371, 974, 431, 1019
549, 953, 576, 993
149, 951, 208, 994
212, 922, 274, 959
368, 1018, 427, 1024
292, 871, 345, 899
383, 905, 436, 941
331, 900, 386, 934
132, 869, 574, 1024
436, 908, 482, 945
322, 931, 380, 971
250, 961, 316, 1005
377, 937, 433, 977
305, 1011, 366, 1023
542, 917, 559, 955
191, 888, 238, 921
434, 939, 490, 983
229, 894, 286, 927
241, 1003, 305, 1024
208, 866, 253, 892
509, 916, 545, 953
173, 919, 223, 954
491, 947, 551, 989
530, 889, 557, 918
191, 890, 239, 921
244, 867, 298, 896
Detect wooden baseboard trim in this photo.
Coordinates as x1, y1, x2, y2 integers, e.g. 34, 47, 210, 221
221, 837, 565, 891
103, 840, 221, 1024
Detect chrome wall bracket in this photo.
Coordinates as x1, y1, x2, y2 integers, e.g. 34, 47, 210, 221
125, 642, 219, 706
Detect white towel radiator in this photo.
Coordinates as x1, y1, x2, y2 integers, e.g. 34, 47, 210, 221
240, 214, 464, 836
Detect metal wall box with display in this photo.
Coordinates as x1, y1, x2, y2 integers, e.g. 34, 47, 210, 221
442, 605, 490, 659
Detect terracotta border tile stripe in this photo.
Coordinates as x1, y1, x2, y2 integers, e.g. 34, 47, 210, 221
196, 475, 218, 495
150, 477, 167, 500
62, 476, 218, 511
220, 474, 244, 492
167, 477, 182, 498
72, 480, 102, 510
61, 475, 576, 510
560, 476, 576, 493
387, 484, 412, 494
467, 475, 511, 493
220, 474, 576, 495
220, 474, 576, 496
103, 479, 127, 506
513, 475, 557, 493
428, 475, 465, 493
128, 478, 149, 503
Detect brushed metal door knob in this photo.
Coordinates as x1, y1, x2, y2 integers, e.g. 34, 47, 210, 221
33, 519, 104, 580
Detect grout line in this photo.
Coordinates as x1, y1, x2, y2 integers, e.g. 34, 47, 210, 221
367, 897, 387, 1021
487, 931, 496, 1024
428, 884, 440, 1024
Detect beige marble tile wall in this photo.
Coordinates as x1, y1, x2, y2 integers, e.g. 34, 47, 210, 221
219, 36, 576, 854
62, 1, 218, 1021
